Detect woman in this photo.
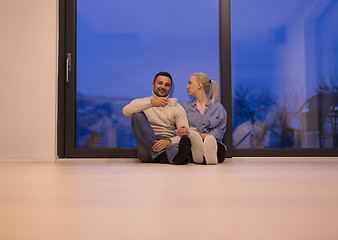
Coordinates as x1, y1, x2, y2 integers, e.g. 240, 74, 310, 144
176, 73, 227, 164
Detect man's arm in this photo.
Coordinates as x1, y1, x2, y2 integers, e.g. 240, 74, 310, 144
122, 97, 153, 117
169, 104, 189, 144
123, 97, 169, 117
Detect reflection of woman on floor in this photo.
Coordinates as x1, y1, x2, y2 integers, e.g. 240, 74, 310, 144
176, 73, 227, 164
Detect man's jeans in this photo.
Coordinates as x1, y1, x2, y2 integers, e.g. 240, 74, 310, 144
131, 112, 178, 164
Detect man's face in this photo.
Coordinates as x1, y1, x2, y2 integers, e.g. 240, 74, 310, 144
152, 76, 172, 97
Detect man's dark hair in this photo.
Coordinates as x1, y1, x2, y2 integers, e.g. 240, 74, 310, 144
153, 72, 173, 86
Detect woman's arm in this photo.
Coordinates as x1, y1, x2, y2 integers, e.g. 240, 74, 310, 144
206, 104, 227, 142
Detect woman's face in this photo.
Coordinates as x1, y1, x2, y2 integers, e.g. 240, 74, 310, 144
186, 76, 200, 97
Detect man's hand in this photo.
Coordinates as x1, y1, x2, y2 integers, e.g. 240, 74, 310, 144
175, 126, 189, 137
151, 97, 168, 107
152, 139, 171, 152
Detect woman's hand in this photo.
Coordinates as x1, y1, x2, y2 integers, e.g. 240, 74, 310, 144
200, 133, 207, 140
175, 126, 189, 137
193, 128, 207, 140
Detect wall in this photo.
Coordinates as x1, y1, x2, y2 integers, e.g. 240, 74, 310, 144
0, 0, 58, 162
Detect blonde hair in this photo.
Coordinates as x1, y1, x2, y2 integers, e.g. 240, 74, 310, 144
192, 72, 218, 103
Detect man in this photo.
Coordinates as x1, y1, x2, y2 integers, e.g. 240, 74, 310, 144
123, 72, 191, 165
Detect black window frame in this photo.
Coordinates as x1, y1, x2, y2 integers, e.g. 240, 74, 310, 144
58, 0, 337, 158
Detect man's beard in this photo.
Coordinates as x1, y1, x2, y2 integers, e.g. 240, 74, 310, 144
154, 89, 169, 97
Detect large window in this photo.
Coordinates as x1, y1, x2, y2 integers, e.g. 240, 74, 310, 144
59, 0, 337, 157
75, 0, 220, 149
231, 0, 338, 150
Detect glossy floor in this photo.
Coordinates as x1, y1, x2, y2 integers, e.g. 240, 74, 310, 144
1, 158, 338, 240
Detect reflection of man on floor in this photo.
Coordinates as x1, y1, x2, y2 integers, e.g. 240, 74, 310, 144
122, 72, 191, 165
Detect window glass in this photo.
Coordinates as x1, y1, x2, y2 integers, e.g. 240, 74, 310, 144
231, 0, 338, 149
76, 0, 219, 148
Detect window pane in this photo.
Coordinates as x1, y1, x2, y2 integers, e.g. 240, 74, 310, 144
231, 0, 338, 149
76, 0, 219, 148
